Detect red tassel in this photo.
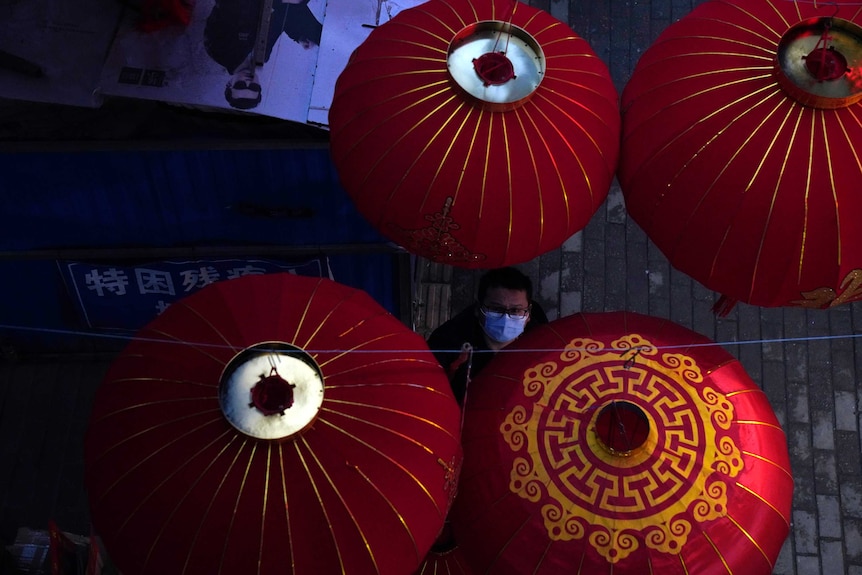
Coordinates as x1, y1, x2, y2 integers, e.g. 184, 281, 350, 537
712, 294, 738, 317
138, 0, 194, 32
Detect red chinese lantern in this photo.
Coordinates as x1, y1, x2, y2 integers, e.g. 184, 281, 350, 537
620, 0, 862, 312
84, 274, 462, 575
330, 0, 620, 268
451, 311, 792, 575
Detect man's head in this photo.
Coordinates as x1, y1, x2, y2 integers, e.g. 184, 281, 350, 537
224, 77, 262, 110
224, 58, 261, 110
477, 267, 533, 303
476, 267, 533, 348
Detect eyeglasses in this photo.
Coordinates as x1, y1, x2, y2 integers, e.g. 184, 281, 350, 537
479, 303, 531, 319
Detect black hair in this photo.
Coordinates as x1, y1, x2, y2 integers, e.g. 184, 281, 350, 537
477, 267, 533, 302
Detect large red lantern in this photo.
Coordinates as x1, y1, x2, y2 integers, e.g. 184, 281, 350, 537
451, 311, 793, 575
330, 0, 620, 268
620, 0, 862, 311
84, 274, 462, 575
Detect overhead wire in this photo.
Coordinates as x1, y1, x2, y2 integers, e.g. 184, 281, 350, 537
0, 323, 860, 355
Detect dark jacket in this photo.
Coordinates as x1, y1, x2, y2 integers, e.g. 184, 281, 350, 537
427, 302, 548, 404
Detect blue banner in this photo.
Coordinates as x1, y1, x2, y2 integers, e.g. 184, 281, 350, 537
59, 258, 332, 331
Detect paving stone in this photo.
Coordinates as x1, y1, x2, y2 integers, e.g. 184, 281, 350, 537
583, 265, 605, 313
603, 254, 625, 312
836, 391, 858, 432
836, 432, 862, 480
829, 308, 854, 353
605, 291, 626, 313
762, 360, 787, 424
807, 309, 833, 336
538, 251, 563, 312
715, 319, 739, 357
560, 291, 582, 317
625, 261, 650, 315
773, 537, 794, 575
795, 475, 817, 517
548, 0, 567, 22
530, 0, 550, 11
793, 509, 820, 554
691, 299, 716, 342
606, 257, 626, 296
784, 307, 808, 338
760, 307, 785, 361
822, 539, 845, 575
796, 554, 820, 575
812, 411, 836, 450
648, 297, 670, 319
788, 382, 810, 424
646, 239, 668, 267
842, 482, 862, 519
650, 0, 670, 19
560, 251, 583, 293
587, 5, 611, 67
538, 269, 561, 313
814, 451, 839, 496
630, 0, 652, 54
809, 346, 833, 400
738, 304, 760, 339
845, 519, 862, 563
738, 343, 764, 382
789, 422, 814, 463
568, 0, 589, 28
690, 289, 714, 315
785, 341, 810, 384
833, 349, 856, 392
669, 278, 693, 329
562, 231, 582, 254
855, 336, 862, 382
645, 244, 669, 301
819, 495, 843, 538
606, 187, 626, 226
647, 269, 667, 298
624, 215, 647, 247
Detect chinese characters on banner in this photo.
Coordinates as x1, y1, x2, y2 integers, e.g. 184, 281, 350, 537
60, 258, 331, 331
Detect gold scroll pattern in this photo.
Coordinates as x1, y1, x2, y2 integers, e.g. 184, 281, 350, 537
792, 269, 862, 308
439, 454, 462, 509
389, 197, 487, 265
500, 334, 744, 563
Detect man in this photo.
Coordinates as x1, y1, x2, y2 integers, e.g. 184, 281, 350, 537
204, 0, 323, 110
427, 267, 548, 404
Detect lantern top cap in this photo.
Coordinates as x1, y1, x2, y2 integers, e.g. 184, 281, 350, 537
447, 20, 545, 111
219, 341, 324, 441
775, 16, 862, 109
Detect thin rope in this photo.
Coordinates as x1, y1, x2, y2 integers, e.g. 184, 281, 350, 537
1, 323, 860, 355
788, 0, 862, 4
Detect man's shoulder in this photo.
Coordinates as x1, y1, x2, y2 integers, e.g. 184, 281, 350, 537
427, 306, 477, 346
530, 300, 549, 325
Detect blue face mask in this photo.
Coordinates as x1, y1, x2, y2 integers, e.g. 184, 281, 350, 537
483, 313, 528, 343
